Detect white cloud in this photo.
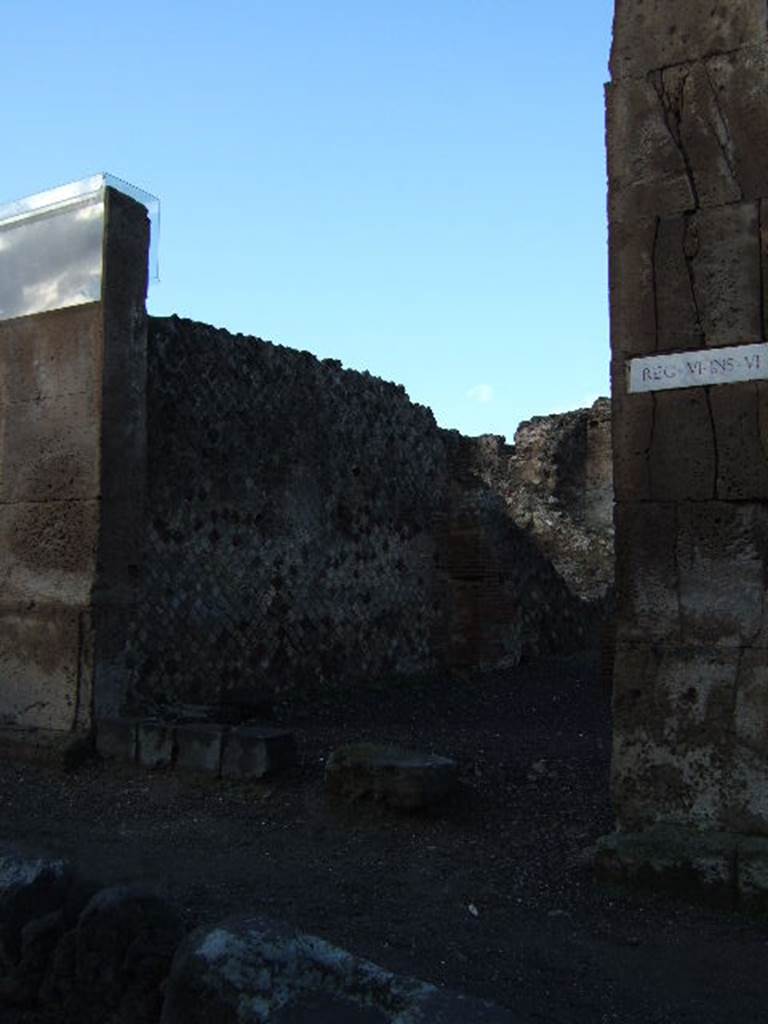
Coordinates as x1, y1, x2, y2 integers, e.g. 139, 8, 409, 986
466, 384, 494, 404
1, 202, 103, 320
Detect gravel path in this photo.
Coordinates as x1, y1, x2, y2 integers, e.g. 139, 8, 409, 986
1, 651, 766, 1023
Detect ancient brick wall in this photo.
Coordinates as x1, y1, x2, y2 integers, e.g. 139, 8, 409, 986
122, 317, 594, 717
605, 0, 768, 870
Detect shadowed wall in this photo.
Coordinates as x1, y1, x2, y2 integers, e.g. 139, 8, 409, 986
121, 318, 597, 717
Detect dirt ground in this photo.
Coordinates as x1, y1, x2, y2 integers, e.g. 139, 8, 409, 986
1, 650, 767, 1024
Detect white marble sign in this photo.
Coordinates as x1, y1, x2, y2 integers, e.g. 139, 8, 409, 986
627, 343, 768, 393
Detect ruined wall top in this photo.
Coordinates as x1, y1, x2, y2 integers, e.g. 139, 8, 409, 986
610, 0, 768, 80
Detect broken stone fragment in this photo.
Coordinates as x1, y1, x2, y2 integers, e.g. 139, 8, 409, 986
161, 914, 513, 1023
324, 743, 458, 810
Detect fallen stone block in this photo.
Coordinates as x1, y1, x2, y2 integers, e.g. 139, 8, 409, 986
174, 724, 226, 776
161, 914, 515, 1023
325, 743, 458, 810
220, 725, 295, 780
95, 718, 139, 763
137, 720, 176, 770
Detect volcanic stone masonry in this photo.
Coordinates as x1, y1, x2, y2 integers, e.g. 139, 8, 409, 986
598, 0, 768, 905
462, 399, 614, 604
120, 317, 601, 720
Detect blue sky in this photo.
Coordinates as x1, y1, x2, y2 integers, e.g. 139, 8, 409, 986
5, 0, 614, 440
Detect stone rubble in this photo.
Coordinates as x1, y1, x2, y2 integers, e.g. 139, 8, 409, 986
0, 846, 517, 1023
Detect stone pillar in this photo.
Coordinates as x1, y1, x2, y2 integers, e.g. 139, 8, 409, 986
600, 1, 768, 906
0, 189, 148, 733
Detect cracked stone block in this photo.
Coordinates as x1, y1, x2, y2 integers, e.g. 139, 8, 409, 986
609, 50, 768, 217
734, 647, 768, 753
688, 202, 762, 347
648, 390, 715, 501
677, 502, 767, 645
96, 718, 139, 762
610, 0, 768, 81
654, 215, 706, 353
666, 199, 762, 356
137, 720, 176, 769
607, 78, 695, 222
325, 743, 458, 811
220, 725, 296, 780
608, 0, 768, 869
759, 379, 768, 447
611, 643, 746, 833
613, 644, 768, 838
655, 646, 739, 741
614, 502, 679, 642
608, 217, 658, 358
609, 71, 768, 223
610, 384, 653, 502
174, 724, 225, 776
611, 642, 660, 736
710, 382, 768, 500
706, 45, 768, 202
661, 62, 743, 211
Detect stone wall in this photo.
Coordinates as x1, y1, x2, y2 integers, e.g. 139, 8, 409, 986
121, 317, 596, 717
457, 399, 614, 604
601, 0, 768, 894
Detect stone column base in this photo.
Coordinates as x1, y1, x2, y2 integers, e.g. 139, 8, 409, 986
595, 826, 768, 912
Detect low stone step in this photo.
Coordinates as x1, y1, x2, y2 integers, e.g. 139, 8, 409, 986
95, 719, 296, 780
